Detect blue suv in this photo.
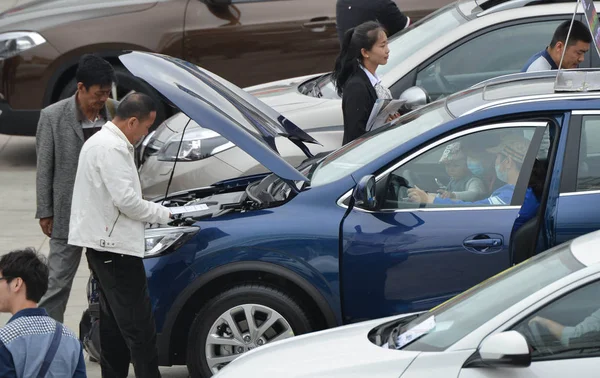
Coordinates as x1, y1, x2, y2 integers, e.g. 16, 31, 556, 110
113, 53, 600, 377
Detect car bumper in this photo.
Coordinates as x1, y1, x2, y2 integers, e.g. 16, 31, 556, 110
0, 101, 40, 136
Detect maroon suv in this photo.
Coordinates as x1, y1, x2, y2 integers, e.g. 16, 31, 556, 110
0, 0, 446, 136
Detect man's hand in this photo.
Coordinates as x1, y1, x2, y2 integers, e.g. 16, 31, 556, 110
385, 112, 401, 123
437, 190, 456, 199
39, 217, 53, 237
407, 186, 431, 204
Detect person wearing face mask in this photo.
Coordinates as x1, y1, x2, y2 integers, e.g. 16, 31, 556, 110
332, 21, 399, 145
408, 135, 539, 215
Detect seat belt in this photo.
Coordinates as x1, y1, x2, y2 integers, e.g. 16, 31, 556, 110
37, 323, 63, 378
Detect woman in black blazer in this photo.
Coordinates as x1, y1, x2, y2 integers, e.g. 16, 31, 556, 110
332, 21, 394, 145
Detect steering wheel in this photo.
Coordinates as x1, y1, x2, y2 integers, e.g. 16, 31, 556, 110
387, 174, 411, 206
518, 321, 554, 356
429, 62, 456, 97
401, 169, 420, 189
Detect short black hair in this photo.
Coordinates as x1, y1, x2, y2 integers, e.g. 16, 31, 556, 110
0, 248, 49, 303
551, 20, 592, 47
115, 92, 157, 121
75, 54, 117, 90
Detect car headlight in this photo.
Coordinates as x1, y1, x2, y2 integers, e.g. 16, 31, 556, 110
157, 127, 234, 162
0, 32, 46, 60
144, 226, 199, 257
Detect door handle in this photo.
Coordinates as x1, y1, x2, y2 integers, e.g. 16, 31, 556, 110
463, 239, 502, 248
303, 17, 336, 30
463, 234, 503, 253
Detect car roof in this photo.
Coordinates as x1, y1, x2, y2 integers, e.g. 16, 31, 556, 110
443, 69, 600, 117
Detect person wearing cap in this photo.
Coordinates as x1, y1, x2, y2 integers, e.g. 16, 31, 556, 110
408, 135, 539, 216
436, 142, 487, 201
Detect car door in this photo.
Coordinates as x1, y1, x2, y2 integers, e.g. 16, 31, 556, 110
340, 122, 549, 324
183, 0, 338, 88
459, 277, 600, 378
390, 17, 579, 100
553, 112, 600, 246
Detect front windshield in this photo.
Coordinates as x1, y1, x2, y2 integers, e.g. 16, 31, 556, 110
392, 243, 584, 352
319, 4, 465, 98
308, 102, 453, 187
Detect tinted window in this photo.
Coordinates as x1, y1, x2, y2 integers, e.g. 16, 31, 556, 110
416, 20, 564, 100
577, 116, 600, 191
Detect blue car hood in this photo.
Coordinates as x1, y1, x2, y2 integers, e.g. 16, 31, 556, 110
119, 51, 316, 182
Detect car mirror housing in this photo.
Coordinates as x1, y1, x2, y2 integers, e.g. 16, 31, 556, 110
352, 175, 377, 211
399, 86, 429, 113
467, 331, 531, 368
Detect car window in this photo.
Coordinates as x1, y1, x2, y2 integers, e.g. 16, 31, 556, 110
576, 116, 600, 191
512, 280, 600, 360
416, 20, 564, 100
380, 126, 539, 210
395, 242, 584, 352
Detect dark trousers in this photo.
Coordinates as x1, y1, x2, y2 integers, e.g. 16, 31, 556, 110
86, 248, 161, 378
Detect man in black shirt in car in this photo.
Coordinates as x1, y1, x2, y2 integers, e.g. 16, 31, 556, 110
336, 0, 410, 45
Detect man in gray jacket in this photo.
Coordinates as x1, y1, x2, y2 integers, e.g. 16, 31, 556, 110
35, 54, 116, 322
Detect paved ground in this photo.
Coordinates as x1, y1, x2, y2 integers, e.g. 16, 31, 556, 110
0, 134, 189, 377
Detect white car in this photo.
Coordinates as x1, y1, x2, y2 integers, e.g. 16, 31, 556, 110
215, 230, 600, 378
140, 0, 596, 198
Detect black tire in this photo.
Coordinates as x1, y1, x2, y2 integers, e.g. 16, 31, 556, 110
58, 65, 168, 132
186, 284, 313, 378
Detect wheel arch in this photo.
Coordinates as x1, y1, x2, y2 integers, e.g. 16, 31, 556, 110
43, 43, 153, 106
158, 261, 340, 366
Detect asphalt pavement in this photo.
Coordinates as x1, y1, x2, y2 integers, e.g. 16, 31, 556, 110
0, 134, 189, 377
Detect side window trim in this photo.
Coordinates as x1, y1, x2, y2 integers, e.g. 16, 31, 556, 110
337, 121, 548, 212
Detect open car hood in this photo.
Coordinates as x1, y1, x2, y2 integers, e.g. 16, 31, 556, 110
119, 51, 318, 182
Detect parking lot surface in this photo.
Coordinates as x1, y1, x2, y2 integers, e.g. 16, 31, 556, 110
0, 134, 189, 377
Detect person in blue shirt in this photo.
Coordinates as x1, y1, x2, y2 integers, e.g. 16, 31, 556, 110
408, 135, 540, 224
522, 20, 591, 73
0, 248, 86, 378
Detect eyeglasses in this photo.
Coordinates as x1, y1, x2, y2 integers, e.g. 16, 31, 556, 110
0, 276, 12, 282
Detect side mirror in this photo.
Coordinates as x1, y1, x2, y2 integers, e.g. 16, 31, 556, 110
353, 175, 377, 211
469, 331, 531, 368
399, 86, 429, 112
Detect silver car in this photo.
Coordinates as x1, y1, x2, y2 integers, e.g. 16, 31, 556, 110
140, 0, 596, 198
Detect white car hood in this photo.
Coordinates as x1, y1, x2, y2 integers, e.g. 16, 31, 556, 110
215, 314, 421, 378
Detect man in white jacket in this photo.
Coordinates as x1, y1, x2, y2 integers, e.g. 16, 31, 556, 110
69, 93, 171, 378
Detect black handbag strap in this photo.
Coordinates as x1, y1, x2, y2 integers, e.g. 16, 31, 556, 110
37, 322, 63, 378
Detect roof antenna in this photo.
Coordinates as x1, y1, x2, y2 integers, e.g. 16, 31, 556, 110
553, 0, 580, 90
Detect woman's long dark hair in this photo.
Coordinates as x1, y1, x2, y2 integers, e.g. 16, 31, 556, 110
332, 21, 385, 97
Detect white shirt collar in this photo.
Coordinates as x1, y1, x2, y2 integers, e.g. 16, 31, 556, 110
361, 65, 381, 87
104, 121, 133, 149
